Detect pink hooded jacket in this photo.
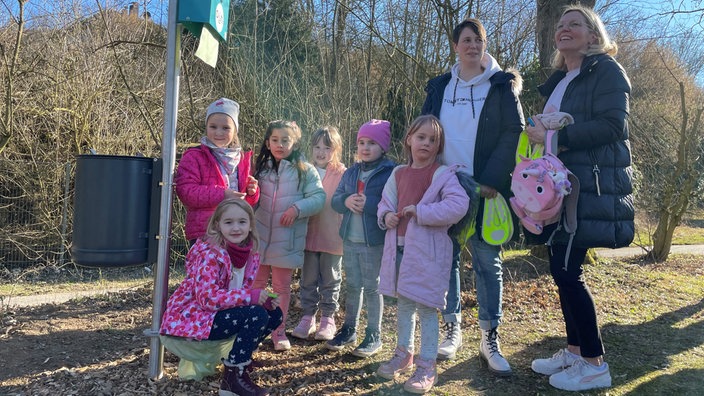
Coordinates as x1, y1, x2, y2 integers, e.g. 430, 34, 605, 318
175, 145, 259, 241
159, 238, 261, 340
377, 165, 469, 310
305, 162, 346, 255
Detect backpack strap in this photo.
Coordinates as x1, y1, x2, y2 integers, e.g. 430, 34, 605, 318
544, 129, 560, 156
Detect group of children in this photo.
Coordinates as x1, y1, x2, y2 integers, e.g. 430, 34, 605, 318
160, 98, 470, 395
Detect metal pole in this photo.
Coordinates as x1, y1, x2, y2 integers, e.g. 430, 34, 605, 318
59, 162, 71, 266
147, 0, 181, 380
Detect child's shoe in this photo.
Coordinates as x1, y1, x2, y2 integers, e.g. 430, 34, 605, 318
351, 328, 382, 357
376, 346, 414, 380
403, 357, 437, 394
220, 362, 269, 396
291, 315, 316, 339
325, 325, 356, 351
315, 316, 337, 341
549, 358, 611, 391
272, 329, 291, 351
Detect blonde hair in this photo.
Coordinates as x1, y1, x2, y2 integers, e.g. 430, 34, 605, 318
402, 115, 445, 165
551, 5, 618, 70
205, 198, 259, 251
310, 126, 343, 167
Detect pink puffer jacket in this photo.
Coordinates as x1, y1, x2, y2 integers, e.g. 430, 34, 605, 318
159, 239, 261, 340
175, 145, 258, 241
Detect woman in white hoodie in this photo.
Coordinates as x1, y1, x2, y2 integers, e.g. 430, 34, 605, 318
421, 18, 524, 376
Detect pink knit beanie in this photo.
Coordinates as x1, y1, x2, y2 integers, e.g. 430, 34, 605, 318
357, 119, 391, 152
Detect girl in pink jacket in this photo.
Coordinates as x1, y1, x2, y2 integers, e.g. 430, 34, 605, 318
376, 115, 469, 394
291, 126, 346, 342
160, 198, 282, 396
175, 98, 260, 243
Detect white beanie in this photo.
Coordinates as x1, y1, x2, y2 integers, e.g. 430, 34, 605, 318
206, 98, 239, 131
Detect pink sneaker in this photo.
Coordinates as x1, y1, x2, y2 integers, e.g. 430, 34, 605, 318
315, 316, 337, 341
272, 329, 291, 351
291, 315, 316, 339
403, 357, 437, 394
377, 346, 414, 380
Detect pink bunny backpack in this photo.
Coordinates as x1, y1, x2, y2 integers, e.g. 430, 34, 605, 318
510, 130, 579, 235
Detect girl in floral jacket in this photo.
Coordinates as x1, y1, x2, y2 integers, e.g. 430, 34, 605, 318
160, 199, 282, 396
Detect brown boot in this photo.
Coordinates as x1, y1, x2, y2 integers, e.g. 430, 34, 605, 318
219, 363, 270, 396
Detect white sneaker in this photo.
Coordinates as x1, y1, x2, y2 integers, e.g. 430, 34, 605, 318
532, 348, 580, 375
437, 322, 462, 360
479, 328, 511, 376
549, 358, 612, 391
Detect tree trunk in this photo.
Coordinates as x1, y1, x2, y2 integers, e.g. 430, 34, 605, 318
651, 84, 703, 262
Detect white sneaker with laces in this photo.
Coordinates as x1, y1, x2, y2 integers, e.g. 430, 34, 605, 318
549, 358, 612, 391
532, 348, 580, 375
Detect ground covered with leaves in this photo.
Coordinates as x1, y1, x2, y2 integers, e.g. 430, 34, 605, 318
1, 252, 703, 395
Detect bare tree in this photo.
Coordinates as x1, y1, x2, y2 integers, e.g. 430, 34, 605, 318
0, 0, 27, 155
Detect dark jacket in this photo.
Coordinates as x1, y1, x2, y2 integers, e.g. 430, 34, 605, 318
332, 158, 396, 246
538, 53, 634, 248
421, 70, 524, 232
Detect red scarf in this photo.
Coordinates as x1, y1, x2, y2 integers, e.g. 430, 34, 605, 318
226, 239, 252, 268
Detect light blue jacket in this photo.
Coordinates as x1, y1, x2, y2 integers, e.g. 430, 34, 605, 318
255, 159, 325, 268
377, 164, 469, 309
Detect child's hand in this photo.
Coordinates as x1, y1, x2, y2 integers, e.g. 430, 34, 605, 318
280, 206, 298, 226
256, 290, 269, 305
263, 293, 280, 311
399, 205, 417, 219
479, 185, 498, 199
246, 175, 258, 196
345, 193, 365, 214
225, 189, 247, 200
384, 211, 400, 229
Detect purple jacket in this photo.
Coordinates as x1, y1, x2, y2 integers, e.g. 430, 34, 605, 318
377, 165, 469, 309
175, 145, 259, 241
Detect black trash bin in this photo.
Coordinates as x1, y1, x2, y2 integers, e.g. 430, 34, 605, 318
71, 155, 161, 267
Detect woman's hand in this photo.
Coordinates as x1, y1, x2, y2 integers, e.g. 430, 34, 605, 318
525, 116, 547, 145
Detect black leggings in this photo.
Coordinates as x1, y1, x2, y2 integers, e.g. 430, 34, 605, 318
208, 305, 283, 365
549, 244, 604, 358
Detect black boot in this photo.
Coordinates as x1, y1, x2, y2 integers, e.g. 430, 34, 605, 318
219, 363, 269, 396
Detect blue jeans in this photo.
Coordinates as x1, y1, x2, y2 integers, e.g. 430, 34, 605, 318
342, 241, 383, 333
442, 237, 462, 323
300, 251, 342, 317
443, 234, 503, 330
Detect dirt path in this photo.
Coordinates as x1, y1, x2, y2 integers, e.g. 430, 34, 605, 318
596, 244, 704, 258
2, 287, 132, 308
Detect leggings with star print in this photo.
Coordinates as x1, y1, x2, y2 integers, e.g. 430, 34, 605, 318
208, 305, 283, 365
